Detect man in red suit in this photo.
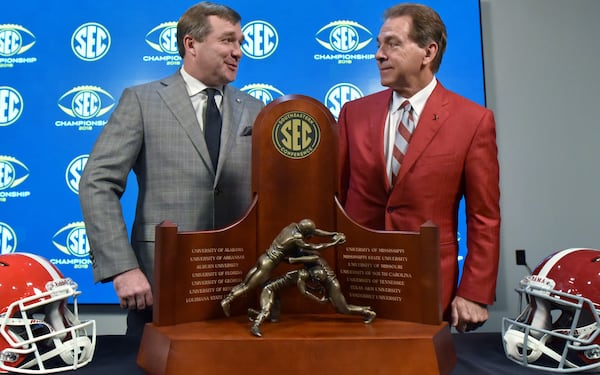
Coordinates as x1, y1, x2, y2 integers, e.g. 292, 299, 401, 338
338, 4, 500, 332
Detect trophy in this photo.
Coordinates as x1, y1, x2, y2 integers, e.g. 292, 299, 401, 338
137, 95, 455, 374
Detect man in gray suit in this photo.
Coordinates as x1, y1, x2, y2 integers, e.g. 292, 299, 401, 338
79, 2, 264, 337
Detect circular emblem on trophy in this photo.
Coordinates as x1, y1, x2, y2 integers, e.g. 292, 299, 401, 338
272, 111, 321, 159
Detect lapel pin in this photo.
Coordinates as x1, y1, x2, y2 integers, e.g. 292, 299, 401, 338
236, 98, 241, 103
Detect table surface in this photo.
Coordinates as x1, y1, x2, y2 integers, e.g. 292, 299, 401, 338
52, 331, 555, 374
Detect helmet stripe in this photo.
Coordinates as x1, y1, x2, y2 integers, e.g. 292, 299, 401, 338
537, 248, 585, 277
18, 252, 62, 279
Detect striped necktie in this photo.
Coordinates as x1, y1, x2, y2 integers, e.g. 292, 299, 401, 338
391, 100, 415, 185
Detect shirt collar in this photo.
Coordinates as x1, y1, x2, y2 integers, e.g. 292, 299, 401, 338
180, 67, 223, 97
392, 77, 437, 118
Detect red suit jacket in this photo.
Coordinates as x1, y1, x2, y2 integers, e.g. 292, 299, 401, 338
338, 83, 500, 316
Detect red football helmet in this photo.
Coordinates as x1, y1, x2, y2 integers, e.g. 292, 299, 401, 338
503, 248, 600, 372
0, 252, 96, 373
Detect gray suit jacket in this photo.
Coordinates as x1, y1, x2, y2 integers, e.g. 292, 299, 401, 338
79, 71, 264, 284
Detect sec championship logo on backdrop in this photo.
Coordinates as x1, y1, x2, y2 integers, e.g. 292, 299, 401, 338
272, 112, 320, 159
325, 83, 364, 119
52, 222, 92, 269
242, 20, 278, 59
65, 155, 87, 194
0, 156, 29, 189
56, 86, 113, 130
0, 24, 37, 68
143, 22, 181, 66
71, 22, 111, 61
314, 20, 375, 64
145, 22, 177, 54
0, 222, 16, 254
0, 156, 31, 202
0, 86, 23, 126
240, 83, 284, 105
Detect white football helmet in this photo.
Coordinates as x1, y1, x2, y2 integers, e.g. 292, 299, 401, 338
503, 248, 600, 372
0, 252, 96, 373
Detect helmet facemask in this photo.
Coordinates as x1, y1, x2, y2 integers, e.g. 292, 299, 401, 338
0, 279, 96, 374
503, 275, 600, 372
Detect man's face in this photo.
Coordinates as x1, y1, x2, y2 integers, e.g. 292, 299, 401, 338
187, 15, 243, 87
375, 16, 428, 92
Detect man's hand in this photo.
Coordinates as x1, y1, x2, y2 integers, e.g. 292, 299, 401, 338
113, 268, 153, 310
450, 295, 488, 333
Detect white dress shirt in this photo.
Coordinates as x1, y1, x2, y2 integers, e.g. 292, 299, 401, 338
180, 67, 223, 133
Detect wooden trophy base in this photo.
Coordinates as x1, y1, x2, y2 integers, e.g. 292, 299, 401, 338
137, 314, 456, 375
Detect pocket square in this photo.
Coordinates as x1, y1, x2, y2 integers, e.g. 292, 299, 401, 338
240, 126, 252, 136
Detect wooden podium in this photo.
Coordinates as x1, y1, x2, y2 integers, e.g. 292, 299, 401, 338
137, 95, 456, 374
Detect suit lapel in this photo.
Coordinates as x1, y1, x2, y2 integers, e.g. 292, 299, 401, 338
219, 86, 245, 177
396, 84, 449, 184
371, 90, 394, 189
157, 72, 213, 172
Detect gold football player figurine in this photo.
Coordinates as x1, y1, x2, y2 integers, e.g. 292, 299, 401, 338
248, 250, 376, 337
220, 219, 345, 317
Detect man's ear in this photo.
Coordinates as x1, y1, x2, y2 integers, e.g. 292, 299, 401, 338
423, 42, 438, 66
183, 35, 196, 56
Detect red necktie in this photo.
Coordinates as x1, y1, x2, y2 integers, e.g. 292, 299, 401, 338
391, 100, 414, 185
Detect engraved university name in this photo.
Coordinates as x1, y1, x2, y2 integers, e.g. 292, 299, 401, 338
185, 247, 246, 303
339, 247, 412, 302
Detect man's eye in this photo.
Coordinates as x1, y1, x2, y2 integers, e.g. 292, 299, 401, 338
377, 41, 399, 49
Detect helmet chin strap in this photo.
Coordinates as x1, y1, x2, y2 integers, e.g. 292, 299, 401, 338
18, 335, 93, 373
504, 328, 579, 368
57, 335, 94, 365
528, 298, 552, 339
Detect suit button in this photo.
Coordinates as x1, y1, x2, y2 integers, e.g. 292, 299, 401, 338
387, 207, 394, 213
214, 188, 221, 195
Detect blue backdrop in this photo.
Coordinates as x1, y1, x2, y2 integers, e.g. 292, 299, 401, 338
0, 0, 484, 303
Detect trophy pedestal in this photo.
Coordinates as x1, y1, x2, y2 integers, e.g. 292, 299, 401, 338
137, 314, 456, 375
